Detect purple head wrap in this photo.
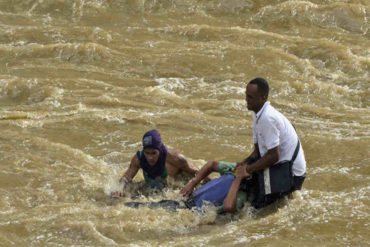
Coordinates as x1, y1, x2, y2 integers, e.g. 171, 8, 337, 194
139, 130, 168, 180
142, 129, 163, 150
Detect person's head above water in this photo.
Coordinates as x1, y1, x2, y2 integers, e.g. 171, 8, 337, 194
249, 77, 269, 99
142, 129, 163, 166
246, 77, 269, 113
142, 129, 162, 150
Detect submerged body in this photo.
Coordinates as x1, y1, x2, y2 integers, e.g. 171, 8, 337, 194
125, 162, 247, 213
111, 130, 198, 197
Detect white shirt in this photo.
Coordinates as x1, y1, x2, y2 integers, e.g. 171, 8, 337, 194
252, 102, 306, 176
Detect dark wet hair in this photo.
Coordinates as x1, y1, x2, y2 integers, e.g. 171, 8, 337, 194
249, 77, 269, 99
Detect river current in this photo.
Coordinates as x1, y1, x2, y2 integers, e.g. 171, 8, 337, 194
0, 0, 369, 246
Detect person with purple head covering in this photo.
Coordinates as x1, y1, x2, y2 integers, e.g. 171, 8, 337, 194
111, 129, 199, 197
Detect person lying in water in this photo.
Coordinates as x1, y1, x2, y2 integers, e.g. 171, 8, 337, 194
111, 129, 199, 197
179, 160, 254, 212
124, 159, 256, 213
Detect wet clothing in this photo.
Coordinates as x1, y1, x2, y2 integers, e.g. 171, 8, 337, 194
253, 101, 306, 176
251, 101, 306, 207
208, 159, 306, 210
252, 141, 306, 208
142, 129, 163, 150
191, 174, 235, 207
124, 162, 248, 213
215, 162, 248, 212
138, 129, 169, 189
137, 147, 168, 183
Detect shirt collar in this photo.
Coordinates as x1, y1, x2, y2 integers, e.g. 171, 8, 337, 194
255, 101, 270, 121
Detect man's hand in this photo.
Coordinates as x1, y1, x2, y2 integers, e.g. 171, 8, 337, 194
111, 175, 131, 198
234, 165, 251, 179
111, 190, 125, 198
235, 161, 246, 168
180, 180, 196, 197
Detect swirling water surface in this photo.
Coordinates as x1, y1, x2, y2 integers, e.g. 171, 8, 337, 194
0, 1, 369, 246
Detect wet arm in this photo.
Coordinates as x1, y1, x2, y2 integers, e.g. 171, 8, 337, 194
180, 160, 218, 197
223, 177, 243, 212
121, 154, 141, 182
242, 143, 261, 164
111, 154, 140, 197
223, 165, 251, 212
246, 146, 279, 174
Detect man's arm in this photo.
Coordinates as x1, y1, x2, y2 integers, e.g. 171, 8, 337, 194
166, 150, 198, 176
246, 146, 279, 174
111, 154, 141, 198
242, 143, 261, 164
180, 160, 219, 197
223, 165, 251, 212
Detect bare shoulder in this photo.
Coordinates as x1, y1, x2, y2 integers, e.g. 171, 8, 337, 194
166, 149, 198, 176
167, 149, 179, 157
167, 149, 187, 166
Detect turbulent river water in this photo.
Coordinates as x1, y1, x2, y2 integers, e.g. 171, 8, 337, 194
0, 0, 369, 246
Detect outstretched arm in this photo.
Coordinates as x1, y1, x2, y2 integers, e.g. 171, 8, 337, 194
180, 160, 219, 197
111, 154, 140, 198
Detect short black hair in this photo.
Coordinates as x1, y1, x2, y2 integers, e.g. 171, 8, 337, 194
249, 77, 269, 99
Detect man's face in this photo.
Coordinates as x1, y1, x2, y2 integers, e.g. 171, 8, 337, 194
143, 148, 160, 166
245, 83, 264, 113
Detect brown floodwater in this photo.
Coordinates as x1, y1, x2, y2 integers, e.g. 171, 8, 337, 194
0, 0, 369, 246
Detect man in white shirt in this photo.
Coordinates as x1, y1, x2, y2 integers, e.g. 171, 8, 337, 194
223, 78, 306, 211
